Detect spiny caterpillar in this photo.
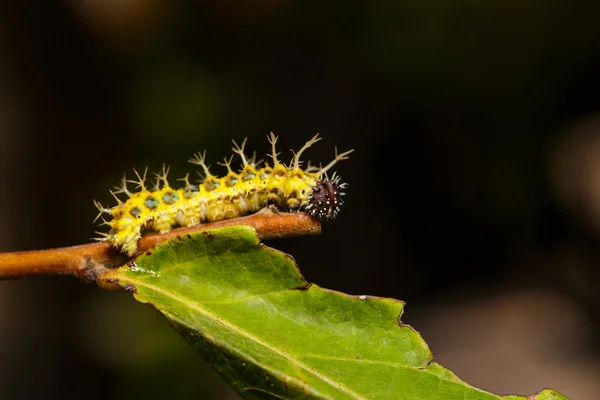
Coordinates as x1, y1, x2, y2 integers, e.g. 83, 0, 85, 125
94, 133, 353, 256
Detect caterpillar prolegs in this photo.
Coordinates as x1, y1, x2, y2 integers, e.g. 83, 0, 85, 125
94, 133, 353, 256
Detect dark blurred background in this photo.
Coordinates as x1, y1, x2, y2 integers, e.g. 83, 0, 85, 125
1, 1, 600, 399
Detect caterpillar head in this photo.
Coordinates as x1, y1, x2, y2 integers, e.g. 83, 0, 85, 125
304, 176, 347, 221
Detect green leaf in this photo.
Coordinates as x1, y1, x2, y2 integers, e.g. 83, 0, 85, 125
100, 226, 568, 400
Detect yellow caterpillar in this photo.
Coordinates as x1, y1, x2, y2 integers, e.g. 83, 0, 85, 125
94, 133, 352, 256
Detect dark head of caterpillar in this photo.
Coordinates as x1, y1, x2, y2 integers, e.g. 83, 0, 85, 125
304, 174, 347, 221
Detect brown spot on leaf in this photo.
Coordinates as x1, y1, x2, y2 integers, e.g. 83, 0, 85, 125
202, 231, 215, 241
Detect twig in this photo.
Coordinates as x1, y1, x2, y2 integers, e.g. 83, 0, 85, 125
0, 209, 321, 282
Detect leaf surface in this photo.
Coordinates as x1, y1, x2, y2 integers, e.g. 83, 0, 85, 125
100, 226, 568, 400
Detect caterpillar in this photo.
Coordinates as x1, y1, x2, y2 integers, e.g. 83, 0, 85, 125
94, 133, 353, 256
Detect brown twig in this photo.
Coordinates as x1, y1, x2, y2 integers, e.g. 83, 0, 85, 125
0, 209, 321, 282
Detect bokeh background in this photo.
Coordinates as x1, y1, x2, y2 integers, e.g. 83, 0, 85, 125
1, 1, 600, 399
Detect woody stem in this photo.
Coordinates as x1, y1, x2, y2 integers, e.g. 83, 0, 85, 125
0, 210, 321, 281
